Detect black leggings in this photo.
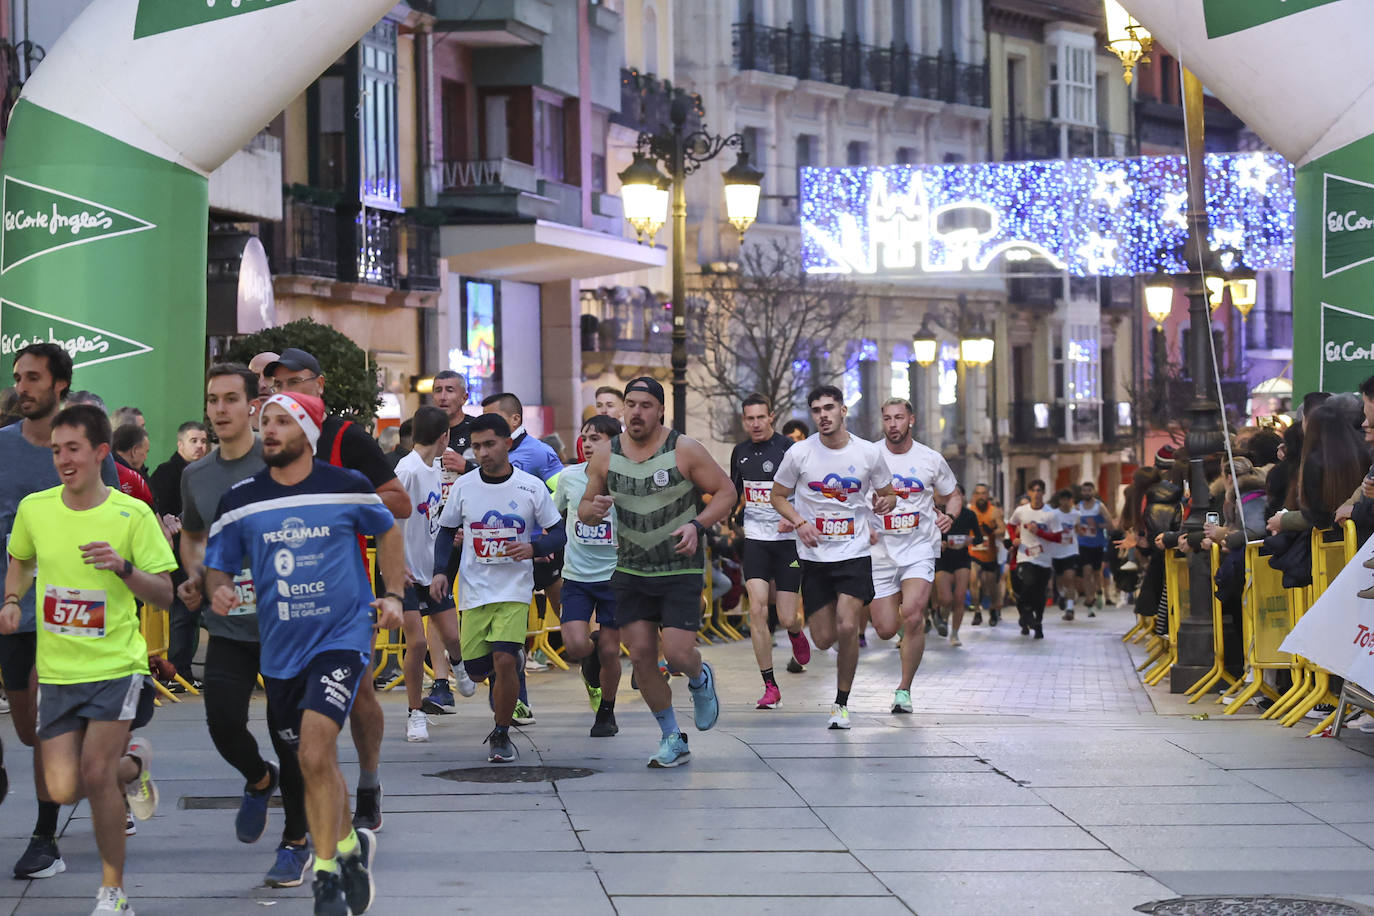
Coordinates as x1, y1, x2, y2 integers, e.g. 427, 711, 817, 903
203, 635, 308, 843
1015, 564, 1052, 628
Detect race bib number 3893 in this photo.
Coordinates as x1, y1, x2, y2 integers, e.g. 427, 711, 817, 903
43, 585, 107, 637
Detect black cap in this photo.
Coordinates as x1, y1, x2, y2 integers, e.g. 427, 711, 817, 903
624, 376, 665, 404
264, 347, 322, 378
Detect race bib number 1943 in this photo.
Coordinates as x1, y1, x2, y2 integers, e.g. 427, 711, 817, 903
43, 585, 107, 637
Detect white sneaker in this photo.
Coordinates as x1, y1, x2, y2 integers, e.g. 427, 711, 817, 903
123, 737, 158, 821
454, 666, 477, 698
406, 709, 430, 743
827, 704, 851, 730
525, 652, 549, 672
92, 885, 134, 914
0, 690, 9, 714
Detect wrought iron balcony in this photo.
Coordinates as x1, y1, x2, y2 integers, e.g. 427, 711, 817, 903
732, 19, 988, 108
402, 219, 441, 292
1010, 400, 1061, 444
1003, 117, 1136, 162
281, 198, 339, 280
613, 68, 702, 135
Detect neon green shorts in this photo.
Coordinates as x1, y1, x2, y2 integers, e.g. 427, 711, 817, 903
460, 602, 529, 659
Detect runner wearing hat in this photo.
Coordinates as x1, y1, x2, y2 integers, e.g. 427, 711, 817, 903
578, 377, 736, 768
205, 392, 406, 916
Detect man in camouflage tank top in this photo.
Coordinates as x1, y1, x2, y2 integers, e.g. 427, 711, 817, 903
579, 377, 736, 768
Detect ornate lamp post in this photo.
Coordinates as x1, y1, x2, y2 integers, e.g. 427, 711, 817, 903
1103, 0, 1154, 86
618, 96, 764, 432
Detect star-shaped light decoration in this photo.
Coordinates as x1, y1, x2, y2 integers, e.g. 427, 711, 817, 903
1077, 231, 1119, 275
1161, 190, 1188, 228
1236, 153, 1278, 195
1210, 226, 1245, 253
1091, 167, 1133, 209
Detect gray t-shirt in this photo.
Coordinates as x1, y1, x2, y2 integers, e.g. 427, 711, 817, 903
0, 422, 120, 632
181, 439, 266, 642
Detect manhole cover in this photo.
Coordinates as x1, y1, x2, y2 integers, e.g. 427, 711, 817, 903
1137, 897, 1374, 916
427, 765, 596, 784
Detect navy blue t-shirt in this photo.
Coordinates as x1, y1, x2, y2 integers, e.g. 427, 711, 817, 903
205, 461, 394, 678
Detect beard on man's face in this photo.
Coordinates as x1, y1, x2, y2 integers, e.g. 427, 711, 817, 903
264, 435, 310, 468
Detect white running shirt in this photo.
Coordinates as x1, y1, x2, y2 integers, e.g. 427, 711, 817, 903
1008, 503, 1057, 568
395, 451, 445, 586
872, 439, 957, 566
772, 433, 891, 564
1047, 508, 1079, 560
435, 468, 561, 610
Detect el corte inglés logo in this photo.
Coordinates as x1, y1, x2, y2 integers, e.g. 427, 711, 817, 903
0, 298, 153, 369
134, 0, 300, 39
1322, 173, 1374, 279
0, 178, 155, 274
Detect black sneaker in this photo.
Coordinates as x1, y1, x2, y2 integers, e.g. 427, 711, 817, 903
590, 707, 619, 738
989, 610, 1001, 627
1034, 627, 1045, 639
312, 869, 348, 916
935, 614, 949, 638
972, 611, 983, 626
486, 728, 517, 763
352, 786, 382, 833
13, 834, 65, 879
339, 829, 376, 915
1021, 626, 1031, 635
0, 740, 8, 807
786, 657, 804, 674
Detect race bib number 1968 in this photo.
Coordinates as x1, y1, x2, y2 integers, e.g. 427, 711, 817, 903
816, 512, 856, 541
43, 585, 107, 637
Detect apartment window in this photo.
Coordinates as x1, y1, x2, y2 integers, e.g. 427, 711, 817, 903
892, 1, 909, 48
643, 5, 659, 74
313, 75, 348, 192
739, 0, 760, 23
941, 0, 956, 56
1049, 38, 1096, 125
843, 0, 861, 40
846, 141, 867, 166
360, 20, 400, 208
895, 146, 915, 165
796, 134, 818, 168
534, 99, 566, 182
791, 0, 809, 30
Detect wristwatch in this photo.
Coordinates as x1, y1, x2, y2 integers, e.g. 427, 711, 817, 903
382, 591, 404, 603
690, 519, 707, 538
116, 559, 133, 579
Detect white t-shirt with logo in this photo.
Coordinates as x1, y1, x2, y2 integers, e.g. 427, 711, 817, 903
872, 440, 958, 567
1047, 507, 1079, 560
772, 433, 891, 564
435, 467, 561, 610
1008, 503, 1058, 568
396, 451, 445, 586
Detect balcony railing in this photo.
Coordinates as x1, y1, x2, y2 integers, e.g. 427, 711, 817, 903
732, 19, 989, 108
353, 209, 398, 288
614, 67, 702, 135
402, 220, 441, 291
431, 157, 539, 195
278, 192, 435, 291
283, 199, 338, 280
1004, 117, 1136, 162
1010, 401, 1061, 444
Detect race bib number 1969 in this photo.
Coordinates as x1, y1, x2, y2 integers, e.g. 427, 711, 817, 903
816, 512, 856, 541
882, 512, 919, 535
43, 585, 107, 637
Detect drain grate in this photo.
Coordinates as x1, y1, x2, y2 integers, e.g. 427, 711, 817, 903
180, 796, 283, 810
427, 765, 596, 784
1137, 897, 1374, 916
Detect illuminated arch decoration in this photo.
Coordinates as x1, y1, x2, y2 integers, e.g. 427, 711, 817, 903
800, 151, 1294, 278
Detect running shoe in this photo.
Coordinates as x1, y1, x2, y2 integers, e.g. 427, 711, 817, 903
891, 688, 913, 714
486, 728, 517, 763
756, 683, 781, 709
352, 786, 382, 833
1062, 610, 1075, 621
406, 709, 430, 743
13, 834, 65, 879
236, 760, 279, 843
0, 690, 8, 714
339, 828, 376, 915
91, 886, 134, 914
989, 609, 1001, 627
421, 681, 456, 715
123, 738, 158, 822
525, 651, 549, 672
454, 666, 478, 698
312, 870, 348, 916
949, 632, 962, 647
124, 811, 136, 837
859, 633, 869, 648
590, 706, 619, 737
972, 611, 983, 626
935, 613, 949, 637
0, 744, 8, 807
1034, 626, 1045, 639
1021, 625, 1031, 635
688, 661, 720, 731
647, 732, 690, 768
827, 705, 851, 729
512, 700, 536, 726
785, 658, 805, 674
788, 630, 812, 666
265, 842, 313, 888
583, 678, 603, 713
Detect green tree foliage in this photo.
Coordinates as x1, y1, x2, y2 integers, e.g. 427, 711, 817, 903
223, 318, 381, 423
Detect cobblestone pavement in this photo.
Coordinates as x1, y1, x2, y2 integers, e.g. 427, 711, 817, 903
3, 601, 1374, 915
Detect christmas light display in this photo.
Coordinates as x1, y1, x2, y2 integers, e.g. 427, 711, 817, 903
800, 151, 1294, 278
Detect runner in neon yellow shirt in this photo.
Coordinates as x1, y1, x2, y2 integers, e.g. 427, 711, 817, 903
1, 404, 176, 916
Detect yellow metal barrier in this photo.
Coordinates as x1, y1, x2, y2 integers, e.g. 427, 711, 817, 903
528, 591, 569, 670
139, 605, 199, 697
1261, 569, 1313, 721
1144, 550, 1187, 686
1183, 544, 1239, 701
1280, 526, 1353, 728
1222, 541, 1290, 714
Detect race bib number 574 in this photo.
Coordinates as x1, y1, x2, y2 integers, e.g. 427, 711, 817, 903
43, 586, 107, 637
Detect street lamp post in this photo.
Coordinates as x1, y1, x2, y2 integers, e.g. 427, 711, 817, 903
618, 95, 764, 432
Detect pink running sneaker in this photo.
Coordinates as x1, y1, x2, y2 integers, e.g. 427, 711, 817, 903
788, 630, 812, 666
756, 683, 782, 709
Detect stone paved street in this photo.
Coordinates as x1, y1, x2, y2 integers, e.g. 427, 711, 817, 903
4, 602, 1374, 915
